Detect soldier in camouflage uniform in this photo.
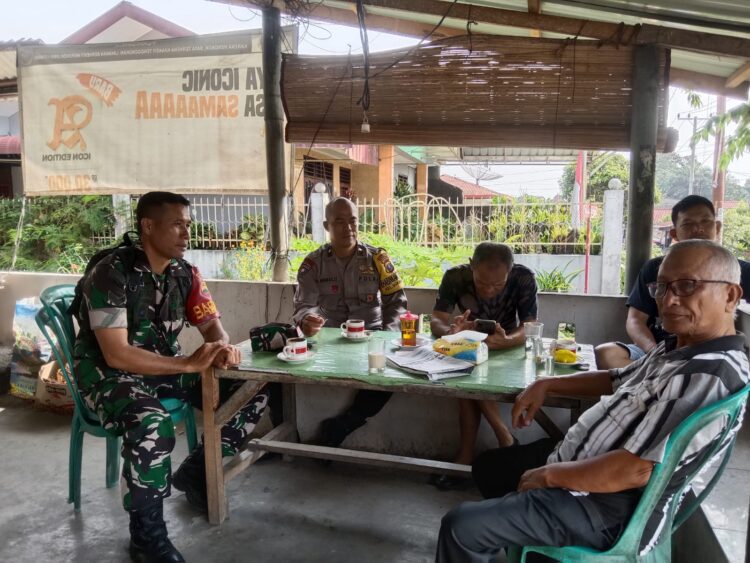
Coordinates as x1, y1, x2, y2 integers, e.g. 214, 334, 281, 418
293, 197, 407, 448
74, 192, 268, 563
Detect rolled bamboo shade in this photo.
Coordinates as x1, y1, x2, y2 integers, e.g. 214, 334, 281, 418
281, 35, 672, 151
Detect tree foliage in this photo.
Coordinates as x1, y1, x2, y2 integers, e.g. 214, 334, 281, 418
559, 153, 630, 202
695, 101, 750, 169
654, 152, 747, 202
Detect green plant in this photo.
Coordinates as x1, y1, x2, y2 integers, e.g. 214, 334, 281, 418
723, 202, 750, 259
0, 196, 114, 271
535, 262, 582, 293
219, 242, 271, 281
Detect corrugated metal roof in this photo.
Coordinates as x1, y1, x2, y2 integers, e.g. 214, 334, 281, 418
273, 0, 750, 95
0, 50, 15, 81
460, 147, 581, 163
440, 174, 502, 198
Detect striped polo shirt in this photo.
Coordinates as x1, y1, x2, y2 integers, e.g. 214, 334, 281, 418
547, 333, 749, 553
549, 334, 748, 466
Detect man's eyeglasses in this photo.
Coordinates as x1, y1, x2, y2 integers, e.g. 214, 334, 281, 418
647, 279, 734, 299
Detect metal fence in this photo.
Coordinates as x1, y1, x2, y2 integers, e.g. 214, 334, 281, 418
90, 194, 603, 253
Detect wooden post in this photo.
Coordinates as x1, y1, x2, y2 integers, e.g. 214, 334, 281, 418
377, 145, 394, 230
625, 45, 660, 293
263, 7, 289, 282
415, 163, 428, 220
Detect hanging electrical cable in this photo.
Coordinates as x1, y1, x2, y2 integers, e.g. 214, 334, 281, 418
355, 0, 371, 133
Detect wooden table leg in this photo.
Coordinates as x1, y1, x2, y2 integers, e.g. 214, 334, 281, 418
201, 367, 226, 524
533, 407, 565, 442
281, 382, 298, 461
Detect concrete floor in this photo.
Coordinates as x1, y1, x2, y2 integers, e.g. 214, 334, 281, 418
1, 393, 747, 563
0, 394, 482, 563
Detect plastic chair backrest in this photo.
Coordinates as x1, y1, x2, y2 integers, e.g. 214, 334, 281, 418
35, 284, 94, 421
606, 384, 749, 556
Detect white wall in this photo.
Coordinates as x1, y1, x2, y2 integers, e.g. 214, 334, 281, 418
0, 272, 633, 457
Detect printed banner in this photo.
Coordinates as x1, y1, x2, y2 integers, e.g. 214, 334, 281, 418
18, 31, 291, 195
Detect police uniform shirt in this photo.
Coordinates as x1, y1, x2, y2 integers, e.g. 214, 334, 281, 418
293, 242, 407, 331
433, 263, 538, 331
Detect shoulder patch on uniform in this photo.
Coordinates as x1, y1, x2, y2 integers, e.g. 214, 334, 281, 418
298, 258, 316, 277
373, 249, 404, 295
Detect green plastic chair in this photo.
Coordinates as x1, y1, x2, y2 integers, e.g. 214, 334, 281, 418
507, 385, 750, 562
35, 284, 198, 510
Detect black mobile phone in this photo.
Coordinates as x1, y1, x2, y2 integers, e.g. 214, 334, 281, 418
474, 319, 497, 335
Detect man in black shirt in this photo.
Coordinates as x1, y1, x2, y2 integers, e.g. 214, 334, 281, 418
430, 242, 538, 488
595, 195, 750, 369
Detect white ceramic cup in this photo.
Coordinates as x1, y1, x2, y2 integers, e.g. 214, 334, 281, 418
283, 337, 308, 358
341, 319, 366, 338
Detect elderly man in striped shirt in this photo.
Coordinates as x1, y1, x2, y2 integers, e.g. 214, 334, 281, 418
436, 239, 749, 562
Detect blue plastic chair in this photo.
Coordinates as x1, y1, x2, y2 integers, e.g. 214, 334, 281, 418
35, 284, 198, 510
508, 385, 750, 562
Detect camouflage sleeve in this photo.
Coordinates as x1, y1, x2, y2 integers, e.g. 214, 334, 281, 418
292, 256, 321, 325
373, 249, 407, 331
85, 258, 128, 330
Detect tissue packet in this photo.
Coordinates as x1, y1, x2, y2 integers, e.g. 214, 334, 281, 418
432, 330, 488, 365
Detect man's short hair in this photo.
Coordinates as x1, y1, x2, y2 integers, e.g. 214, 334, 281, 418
472, 242, 514, 269
666, 239, 741, 284
324, 197, 356, 222
671, 195, 715, 225
135, 191, 190, 233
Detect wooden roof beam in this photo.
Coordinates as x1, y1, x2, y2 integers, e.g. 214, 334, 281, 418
210, 0, 463, 39
726, 61, 750, 89
528, 0, 541, 38
333, 0, 750, 59
670, 68, 749, 100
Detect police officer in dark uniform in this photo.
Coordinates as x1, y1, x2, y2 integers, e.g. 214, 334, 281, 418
293, 197, 407, 447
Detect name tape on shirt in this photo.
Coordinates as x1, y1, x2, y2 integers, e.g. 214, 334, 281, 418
186, 269, 220, 325
374, 250, 404, 295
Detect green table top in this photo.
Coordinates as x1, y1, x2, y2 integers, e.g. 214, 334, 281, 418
230, 328, 592, 396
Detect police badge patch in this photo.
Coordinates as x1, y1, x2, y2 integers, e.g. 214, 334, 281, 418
298, 258, 316, 277
373, 249, 405, 295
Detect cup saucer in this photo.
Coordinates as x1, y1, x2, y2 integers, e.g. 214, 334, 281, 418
276, 350, 317, 363
340, 330, 373, 342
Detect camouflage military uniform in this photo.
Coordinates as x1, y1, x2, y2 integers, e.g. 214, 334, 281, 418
74, 246, 268, 511
292, 242, 407, 437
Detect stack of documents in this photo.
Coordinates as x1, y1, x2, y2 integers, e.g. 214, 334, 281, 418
386, 347, 473, 381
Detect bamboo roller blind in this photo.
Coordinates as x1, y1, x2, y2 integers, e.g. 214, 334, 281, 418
281, 35, 671, 151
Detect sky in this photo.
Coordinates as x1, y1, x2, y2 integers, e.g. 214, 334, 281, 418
3, 0, 749, 199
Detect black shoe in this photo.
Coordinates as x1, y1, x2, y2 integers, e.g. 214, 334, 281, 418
428, 473, 470, 491
172, 445, 208, 514
129, 500, 185, 563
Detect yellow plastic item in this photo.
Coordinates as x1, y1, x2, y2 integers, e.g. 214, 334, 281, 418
554, 349, 577, 363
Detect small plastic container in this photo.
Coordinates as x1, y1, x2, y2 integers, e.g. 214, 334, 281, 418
399, 311, 419, 347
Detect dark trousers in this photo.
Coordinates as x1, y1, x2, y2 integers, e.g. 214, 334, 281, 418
436, 439, 639, 562
349, 389, 392, 420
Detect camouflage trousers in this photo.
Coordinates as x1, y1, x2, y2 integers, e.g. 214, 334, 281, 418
77, 360, 268, 511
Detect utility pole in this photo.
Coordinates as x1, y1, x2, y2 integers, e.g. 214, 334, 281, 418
712, 95, 727, 241
677, 112, 699, 195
